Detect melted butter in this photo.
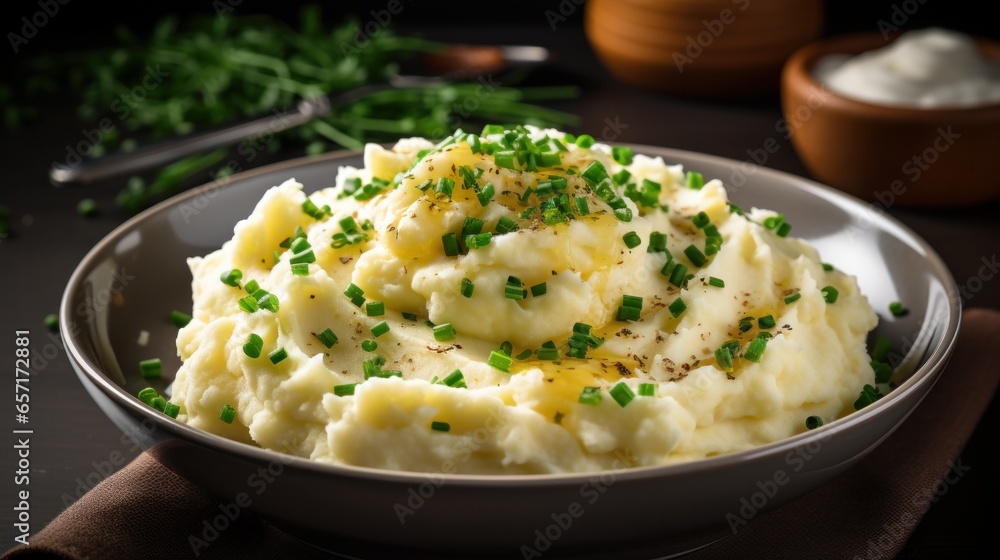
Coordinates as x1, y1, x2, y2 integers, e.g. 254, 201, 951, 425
511, 357, 629, 421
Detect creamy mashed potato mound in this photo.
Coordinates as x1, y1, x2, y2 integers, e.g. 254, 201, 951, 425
170, 126, 878, 474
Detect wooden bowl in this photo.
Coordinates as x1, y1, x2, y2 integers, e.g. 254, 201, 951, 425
781, 33, 1000, 207
585, 0, 823, 98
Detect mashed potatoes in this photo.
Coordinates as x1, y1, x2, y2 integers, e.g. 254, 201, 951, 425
169, 126, 878, 474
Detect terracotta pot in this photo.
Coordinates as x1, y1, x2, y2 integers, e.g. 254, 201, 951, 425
586, 0, 824, 97
781, 33, 1000, 207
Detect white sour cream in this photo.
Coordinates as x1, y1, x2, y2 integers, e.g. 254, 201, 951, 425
814, 28, 1000, 108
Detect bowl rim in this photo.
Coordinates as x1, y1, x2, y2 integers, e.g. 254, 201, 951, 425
61, 144, 962, 486
783, 30, 1000, 118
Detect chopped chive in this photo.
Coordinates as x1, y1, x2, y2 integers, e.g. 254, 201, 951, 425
219, 404, 236, 424
441, 370, 467, 388
574, 197, 590, 215
686, 171, 704, 190
431, 421, 451, 432
136, 383, 160, 407
504, 276, 527, 300
530, 282, 547, 297
580, 161, 608, 186
462, 216, 485, 237
366, 301, 385, 317
683, 244, 707, 267
520, 206, 537, 219
361, 339, 378, 352
139, 358, 162, 379
482, 124, 505, 136
441, 232, 459, 257
574, 134, 596, 148
243, 333, 264, 358
220, 268, 242, 287
757, 315, 776, 329
170, 310, 191, 327
648, 231, 667, 253
495, 216, 519, 234
871, 360, 893, 384
744, 335, 769, 363
76, 198, 98, 217
402, 312, 418, 321
371, 321, 390, 338
806, 416, 824, 430
539, 152, 562, 167
302, 198, 330, 219
821, 286, 840, 304
668, 263, 689, 288
315, 328, 338, 349
488, 350, 513, 372
623, 231, 642, 249
613, 169, 632, 186
853, 384, 882, 410
465, 232, 493, 250
333, 383, 357, 397
668, 297, 687, 318
708, 276, 725, 288
432, 323, 457, 342
871, 336, 892, 362
163, 402, 180, 419
290, 263, 310, 276
738, 316, 755, 333
714, 345, 734, 372
613, 207, 633, 222
344, 283, 366, 307
257, 293, 280, 313
609, 382, 635, 407
611, 146, 633, 165
784, 292, 801, 304
514, 349, 533, 360
692, 212, 711, 229
500, 341, 513, 356
268, 347, 288, 364
461, 277, 475, 298
43, 313, 59, 332
238, 296, 259, 313
776, 222, 792, 237
494, 150, 517, 169
889, 301, 908, 317
578, 386, 602, 405
244, 280, 260, 294
477, 183, 496, 206
638, 383, 655, 397
822, 263, 834, 272
150, 396, 166, 412
434, 177, 455, 199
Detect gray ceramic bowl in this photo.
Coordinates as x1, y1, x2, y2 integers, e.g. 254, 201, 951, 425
62, 146, 960, 559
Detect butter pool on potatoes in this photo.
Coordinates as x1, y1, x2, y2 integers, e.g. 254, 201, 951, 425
170, 126, 878, 474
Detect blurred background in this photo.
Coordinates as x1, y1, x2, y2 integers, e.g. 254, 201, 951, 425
1, 0, 996, 557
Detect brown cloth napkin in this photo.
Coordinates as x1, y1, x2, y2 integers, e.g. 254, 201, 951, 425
5, 309, 999, 560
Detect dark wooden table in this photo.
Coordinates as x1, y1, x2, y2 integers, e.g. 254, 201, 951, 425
2, 17, 997, 559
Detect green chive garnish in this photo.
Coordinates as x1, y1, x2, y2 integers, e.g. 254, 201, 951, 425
344, 283, 366, 307
692, 212, 710, 228
822, 263, 834, 272
77, 198, 99, 217
708, 277, 725, 288
638, 383, 655, 397
433, 323, 457, 342
137, 387, 158, 406
744, 335, 768, 363
648, 231, 667, 253
609, 382, 635, 407
402, 312, 417, 321
623, 231, 641, 249
686, 171, 704, 190
366, 301, 385, 317
163, 402, 180, 419
268, 347, 288, 364
821, 286, 839, 304
371, 321, 390, 338
757, 315, 776, 329
806, 416, 823, 430
361, 339, 378, 352
333, 384, 357, 397
477, 183, 496, 206
43, 313, 59, 331
530, 282, 547, 297
714, 345, 734, 372
488, 350, 512, 372
442, 232, 459, 257
243, 334, 264, 358
139, 358, 162, 379
219, 404, 236, 424
170, 310, 192, 327
889, 301, 908, 317
431, 421, 451, 432
684, 244, 707, 267
514, 349, 533, 360
611, 146, 633, 165
574, 134, 596, 148
668, 297, 686, 318
441, 370, 467, 388
238, 296, 258, 313
784, 292, 801, 304
315, 328, 338, 349
461, 277, 475, 298
220, 268, 242, 287
578, 386, 602, 405
290, 263, 310, 276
